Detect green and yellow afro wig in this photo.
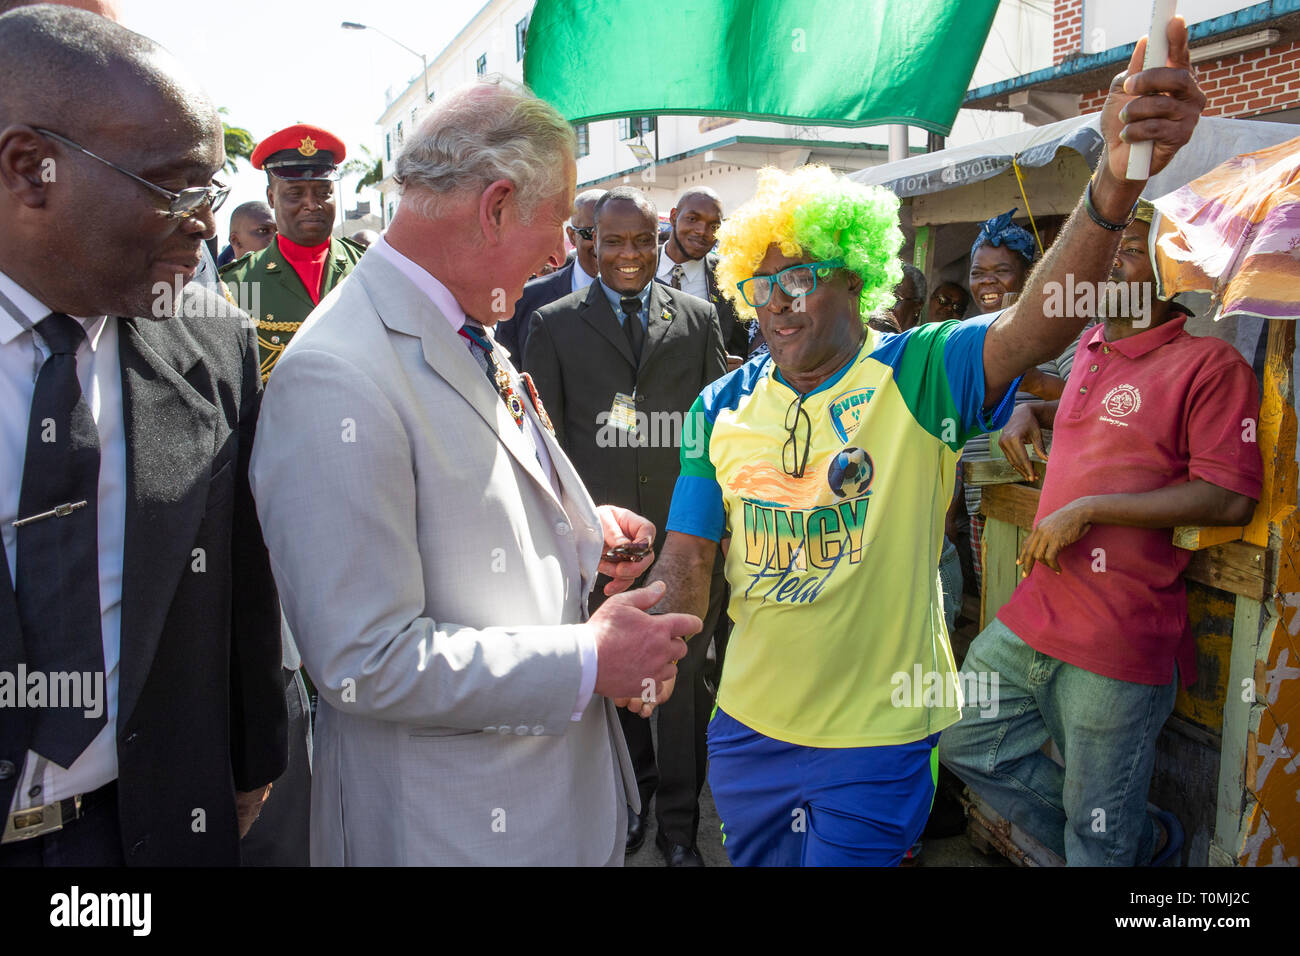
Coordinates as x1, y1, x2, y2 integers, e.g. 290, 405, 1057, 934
715, 164, 904, 322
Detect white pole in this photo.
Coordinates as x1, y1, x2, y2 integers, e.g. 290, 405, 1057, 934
888, 124, 909, 163
1126, 0, 1178, 180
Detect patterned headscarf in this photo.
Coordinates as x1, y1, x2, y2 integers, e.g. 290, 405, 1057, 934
970, 208, 1037, 265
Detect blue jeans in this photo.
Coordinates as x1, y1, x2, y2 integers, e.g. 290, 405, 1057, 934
937, 618, 1177, 865
938, 536, 963, 632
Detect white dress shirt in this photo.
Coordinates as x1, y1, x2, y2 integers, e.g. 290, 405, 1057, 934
0, 270, 123, 812
570, 259, 596, 295
656, 248, 707, 299
368, 239, 597, 719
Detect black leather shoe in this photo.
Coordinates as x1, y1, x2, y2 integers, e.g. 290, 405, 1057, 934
655, 829, 705, 867
626, 806, 648, 854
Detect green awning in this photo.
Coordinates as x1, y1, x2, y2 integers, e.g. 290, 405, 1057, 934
524, 0, 999, 135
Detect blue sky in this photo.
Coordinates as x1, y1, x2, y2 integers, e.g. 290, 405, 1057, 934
117, 0, 486, 242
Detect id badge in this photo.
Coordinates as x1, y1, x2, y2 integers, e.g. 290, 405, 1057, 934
609, 391, 638, 434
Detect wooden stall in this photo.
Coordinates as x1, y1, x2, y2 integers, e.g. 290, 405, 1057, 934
969, 320, 1297, 866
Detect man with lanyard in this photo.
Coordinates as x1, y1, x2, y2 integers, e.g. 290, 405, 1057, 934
636, 23, 1205, 865
219, 123, 364, 383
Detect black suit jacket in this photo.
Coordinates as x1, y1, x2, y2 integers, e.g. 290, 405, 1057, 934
704, 252, 750, 358
0, 284, 287, 866
495, 262, 578, 361
656, 245, 749, 358
522, 281, 727, 544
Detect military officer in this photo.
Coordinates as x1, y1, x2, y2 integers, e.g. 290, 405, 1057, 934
219, 125, 363, 865
219, 123, 364, 382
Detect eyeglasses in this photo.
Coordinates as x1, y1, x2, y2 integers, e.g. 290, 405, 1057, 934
932, 293, 965, 309
737, 259, 844, 309
572, 226, 595, 241
782, 392, 811, 478
34, 127, 229, 220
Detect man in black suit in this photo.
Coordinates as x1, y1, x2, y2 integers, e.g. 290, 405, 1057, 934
657, 187, 750, 366
524, 186, 727, 866
495, 188, 604, 360
0, 6, 285, 865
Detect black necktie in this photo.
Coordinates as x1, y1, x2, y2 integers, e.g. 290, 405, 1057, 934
620, 296, 644, 364
17, 313, 106, 767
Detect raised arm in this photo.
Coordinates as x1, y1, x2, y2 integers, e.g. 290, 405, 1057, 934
982, 18, 1205, 403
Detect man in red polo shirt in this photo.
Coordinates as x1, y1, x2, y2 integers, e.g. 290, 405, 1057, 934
938, 200, 1262, 866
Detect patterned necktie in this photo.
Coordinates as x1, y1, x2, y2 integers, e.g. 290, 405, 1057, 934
620, 296, 644, 363
17, 313, 107, 766
670, 264, 684, 290
460, 318, 527, 431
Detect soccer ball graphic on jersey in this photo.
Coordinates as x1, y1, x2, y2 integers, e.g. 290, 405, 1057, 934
827, 446, 873, 498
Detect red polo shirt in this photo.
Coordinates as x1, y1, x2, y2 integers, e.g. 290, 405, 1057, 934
997, 316, 1262, 687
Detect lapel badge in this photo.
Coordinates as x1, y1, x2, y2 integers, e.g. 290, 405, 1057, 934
267, 261, 277, 271
661, 308, 672, 322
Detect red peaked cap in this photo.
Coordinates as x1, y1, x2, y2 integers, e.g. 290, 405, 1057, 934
250, 124, 347, 178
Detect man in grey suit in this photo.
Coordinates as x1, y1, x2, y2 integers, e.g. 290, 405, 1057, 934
249, 78, 700, 866
524, 186, 728, 866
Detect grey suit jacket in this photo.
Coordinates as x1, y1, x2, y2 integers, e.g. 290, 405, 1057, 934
248, 251, 636, 866
522, 280, 727, 549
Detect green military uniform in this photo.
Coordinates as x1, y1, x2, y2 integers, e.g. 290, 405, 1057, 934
219, 235, 365, 382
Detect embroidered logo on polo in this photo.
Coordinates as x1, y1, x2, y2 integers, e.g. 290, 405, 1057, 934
1099, 383, 1141, 427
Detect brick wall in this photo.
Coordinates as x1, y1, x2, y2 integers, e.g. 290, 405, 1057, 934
1054, 0, 1083, 64
1077, 40, 1300, 117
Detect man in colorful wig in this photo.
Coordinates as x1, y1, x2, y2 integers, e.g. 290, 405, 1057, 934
633, 21, 1207, 865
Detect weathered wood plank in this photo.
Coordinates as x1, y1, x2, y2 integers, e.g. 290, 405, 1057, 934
980, 482, 1040, 530
1214, 597, 1264, 865
1173, 524, 1244, 551
1185, 542, 1269, 603
965, 458, 1044, 487
979, 517, 1021, 631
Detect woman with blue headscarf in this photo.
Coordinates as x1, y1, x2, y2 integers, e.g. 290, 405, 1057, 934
968, 208, 1037, 314
954, 210, 1086, 598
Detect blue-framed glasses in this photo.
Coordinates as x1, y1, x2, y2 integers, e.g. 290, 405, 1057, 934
737, 258, 845, 309
34, 127, 229, 220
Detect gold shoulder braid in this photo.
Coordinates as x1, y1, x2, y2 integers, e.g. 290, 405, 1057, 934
257, 318, 304, 332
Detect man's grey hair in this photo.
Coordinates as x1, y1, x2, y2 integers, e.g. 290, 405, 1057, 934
572, 188, 605, 219
394, 75, 576, 224
900, 262, 927, 304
